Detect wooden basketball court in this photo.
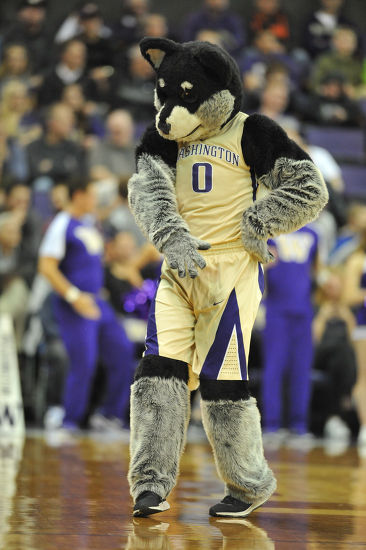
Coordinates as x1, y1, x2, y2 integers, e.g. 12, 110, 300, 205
1, 434, 366, 549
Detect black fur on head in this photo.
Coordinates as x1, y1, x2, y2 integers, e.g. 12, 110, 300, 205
140, 37, 243, 142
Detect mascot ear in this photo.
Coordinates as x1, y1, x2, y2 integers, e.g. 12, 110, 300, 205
140, 37, 181, 71
194, 43, 233, 87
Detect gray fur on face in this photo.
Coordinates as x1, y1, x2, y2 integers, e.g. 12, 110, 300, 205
128, 376, 190, 501
128, 154, 189, 251
201, 396, 277, 504
182, 90, 235, 143
241, 158, 328, 263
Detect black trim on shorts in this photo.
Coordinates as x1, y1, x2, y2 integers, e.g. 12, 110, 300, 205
134, 354, 189, 384
200, 379, 251, 401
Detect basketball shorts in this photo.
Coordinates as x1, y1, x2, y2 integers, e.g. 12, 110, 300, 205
144, 240, 264, 389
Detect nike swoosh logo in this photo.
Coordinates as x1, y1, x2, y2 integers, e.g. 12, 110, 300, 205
213, 300, 224, 306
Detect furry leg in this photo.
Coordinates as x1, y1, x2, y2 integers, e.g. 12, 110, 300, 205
128, 356, 190, 501
201, 392, 276, 504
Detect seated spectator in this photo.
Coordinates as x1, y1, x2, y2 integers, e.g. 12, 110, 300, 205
112, 44, 155, 128
182, 0, 245, 57
76, 3, 116, 73
2, 0, 52, 74
0, 79, 41, 146
257, 80, 299, 129
38, 39, 93, 107
0, 43, 37, 93
248, 0, 290, 48
88, 109, 135, 183
313, 270, 356, 440
142, 13, 169, 39
240, 30, 303, 101
1, 180, 43, 287
26, 103, 85, 186
0, 211, 29, 346
329, 203, 366, 266
106, 177, 145, 247
195, 29, 226, 48
61, 84, 105, 146
104, 228, 160, 319
299, 72, 364, 126
113, 0, 150, 49
310, 27, 362, 96
303, 0, 359, 59
0, 120, 28, 183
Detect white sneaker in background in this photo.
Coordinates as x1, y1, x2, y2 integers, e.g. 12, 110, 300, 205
357, 425, 366, 447
89, 413, 130, 442
44, 406, 65, 430
286, 432, 316, 451
324, 416, 351, 441
262, 429, 289, 449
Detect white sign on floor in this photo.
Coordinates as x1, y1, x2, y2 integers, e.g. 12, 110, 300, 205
0, 314, 25, 435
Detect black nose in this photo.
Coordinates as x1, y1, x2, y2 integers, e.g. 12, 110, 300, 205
158, 120, 171, 134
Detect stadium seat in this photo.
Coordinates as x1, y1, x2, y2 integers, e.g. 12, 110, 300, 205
340, 164, 366, 198
305, 125, 366, 162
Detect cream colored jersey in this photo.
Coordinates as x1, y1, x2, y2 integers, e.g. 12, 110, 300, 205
176, 111, 253, 246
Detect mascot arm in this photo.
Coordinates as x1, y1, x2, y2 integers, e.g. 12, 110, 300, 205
128, 124, 210, 278
241, 114, 328, 263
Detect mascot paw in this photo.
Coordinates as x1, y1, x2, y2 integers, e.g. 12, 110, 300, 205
162, 233, 211, 278
241, 233, 274, 264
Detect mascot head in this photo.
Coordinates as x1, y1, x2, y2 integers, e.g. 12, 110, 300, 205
140, 37, 243, 143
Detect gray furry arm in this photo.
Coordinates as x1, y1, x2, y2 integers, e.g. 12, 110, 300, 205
128, 153, 189, 251
241, 114, 328, 261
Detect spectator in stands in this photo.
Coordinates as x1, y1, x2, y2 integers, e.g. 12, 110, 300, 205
106, 177, 145, 247
261, 225, 320, 446
257, 80, 299, 129
76, 3, 116, 73
38, 179, 135, 433
342, 235, 366, 447
61, 84, 105, 146
313, 269, 356, 441
2, 0, 52, 74
26, 103, 85, 186
303, 0, 358, 59
0, 119, 28, 184
113, 0, 150, 49
299, 72, 364, 127
0, 211, 29, 345
182, 0, 245, 57
1, 180, 42, 287
240, 30, 303, 105
0, 80, 41, 146
142, 13, 169, 39
88, 109, 135, 182
38, 39, 93, 107
0, 43, 37, 93
330, 204, 366, 266
112, 44, 155, 128
248, 0, 290, 48
310, 27, 362, 96
104, 229, 143, 315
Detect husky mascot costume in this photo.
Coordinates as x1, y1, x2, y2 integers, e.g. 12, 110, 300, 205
127, 37, 328, 518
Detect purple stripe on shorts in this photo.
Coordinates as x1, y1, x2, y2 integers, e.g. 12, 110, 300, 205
258, 262, 265, 294
200, 288, 247, 381
144, 283, 159, 356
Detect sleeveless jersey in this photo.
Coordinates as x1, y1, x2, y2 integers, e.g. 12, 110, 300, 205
176, 111, 254, 246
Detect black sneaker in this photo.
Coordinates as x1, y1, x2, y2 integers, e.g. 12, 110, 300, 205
209, 495, 266, 518
133, 491, 170, 517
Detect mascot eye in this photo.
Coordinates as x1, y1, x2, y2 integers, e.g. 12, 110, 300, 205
181, 90, 197, 104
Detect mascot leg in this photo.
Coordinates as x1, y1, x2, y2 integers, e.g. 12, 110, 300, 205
128, 355, 190, 517
200, 380, 277, 517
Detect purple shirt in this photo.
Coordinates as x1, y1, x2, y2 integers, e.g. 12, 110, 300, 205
265, 226, 318, 315
39, 211, 104, 294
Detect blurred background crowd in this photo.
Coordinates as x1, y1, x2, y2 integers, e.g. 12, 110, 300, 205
1, 0, 366, 448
